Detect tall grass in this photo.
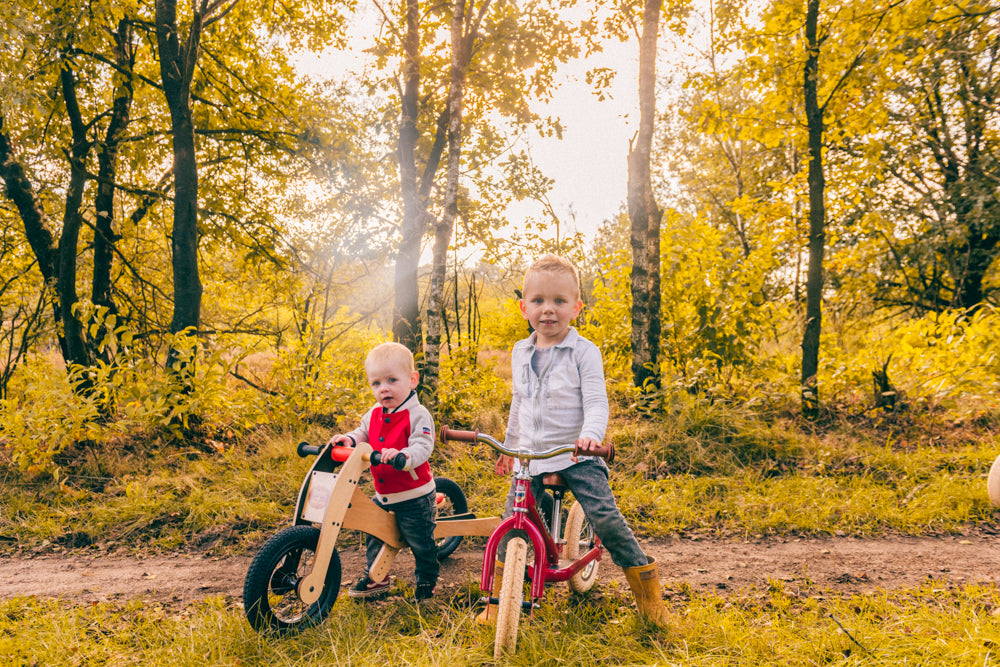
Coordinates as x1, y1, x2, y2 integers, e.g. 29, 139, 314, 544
2, 401, 998, 554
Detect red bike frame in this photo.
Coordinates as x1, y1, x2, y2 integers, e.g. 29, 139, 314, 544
481, 468, 603, 602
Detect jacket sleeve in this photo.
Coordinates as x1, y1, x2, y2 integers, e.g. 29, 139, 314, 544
577, 342, 609, 442
343, 406, 374, 445
503, 343, 523, 452
402, 404, 435, 470
504, 387, 521, 451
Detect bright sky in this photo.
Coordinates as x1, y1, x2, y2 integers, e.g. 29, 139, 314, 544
507, 40, 638, 240
294, 1, 705, 242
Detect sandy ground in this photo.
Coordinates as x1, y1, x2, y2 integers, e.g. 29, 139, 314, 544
2, 533, 997, 606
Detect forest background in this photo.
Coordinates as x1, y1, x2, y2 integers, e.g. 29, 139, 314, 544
2, 0, 1000, 664
0, 0, 997, 474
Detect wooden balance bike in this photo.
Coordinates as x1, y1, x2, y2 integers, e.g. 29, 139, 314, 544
243, 440, 500, 635
439, 426, 615, 658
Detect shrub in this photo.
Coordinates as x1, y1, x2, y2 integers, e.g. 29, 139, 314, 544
434, 345, 509, 432
820, 307, 1000, 416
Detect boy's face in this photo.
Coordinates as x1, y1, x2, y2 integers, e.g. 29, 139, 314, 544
365, 357, 419, 410
519, 269, 583, 347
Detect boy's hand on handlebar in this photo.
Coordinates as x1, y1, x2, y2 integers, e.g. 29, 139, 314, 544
495, 454, 514, 476
572, 437, 602, 462
377, 448, 408, 470
328, 434, 353, 446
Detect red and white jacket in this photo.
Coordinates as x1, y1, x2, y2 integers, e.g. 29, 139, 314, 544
343, 391, 436, 504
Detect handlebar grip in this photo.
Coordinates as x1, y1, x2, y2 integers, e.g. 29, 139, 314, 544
575, 441, 615, 465
369, 451, 408, 470
297, 441, 322, 458
440, 426, 479, 443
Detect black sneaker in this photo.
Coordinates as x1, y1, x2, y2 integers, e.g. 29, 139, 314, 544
348, 574, 391, 599
415, 583, 436, 600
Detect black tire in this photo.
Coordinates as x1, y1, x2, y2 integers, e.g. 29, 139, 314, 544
243, 525, 341, 635
434, 477, 468, 560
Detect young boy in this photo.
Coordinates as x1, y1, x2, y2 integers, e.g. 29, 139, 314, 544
329, 342, 438, 601
483, 254, 667, 623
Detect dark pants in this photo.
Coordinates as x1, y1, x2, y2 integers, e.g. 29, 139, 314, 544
366, 491, 439, 587
499, 459, 647, 569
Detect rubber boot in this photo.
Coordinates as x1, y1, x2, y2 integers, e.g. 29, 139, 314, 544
623, 556, 668, 624
475, 560, 504, 624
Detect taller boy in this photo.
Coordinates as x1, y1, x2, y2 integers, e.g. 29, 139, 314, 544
493, 254, 667, 622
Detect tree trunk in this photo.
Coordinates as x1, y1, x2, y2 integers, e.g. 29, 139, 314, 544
393, 0, 425, 354
91, 18, 135, 349
951, 187, 997, 312
156, 0, 204, 372
627, 0, 662, 395
425, 0, 478, 403
801, 0, 825, 419
0, 118, 67, 361
57, 62, 94, 370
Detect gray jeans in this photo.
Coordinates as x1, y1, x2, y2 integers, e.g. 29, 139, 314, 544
498, 459, 647, 569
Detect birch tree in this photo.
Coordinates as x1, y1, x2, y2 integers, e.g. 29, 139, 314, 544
627, 0, 664, 395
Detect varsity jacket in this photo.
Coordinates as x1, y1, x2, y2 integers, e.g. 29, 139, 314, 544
343, 390, 436, 504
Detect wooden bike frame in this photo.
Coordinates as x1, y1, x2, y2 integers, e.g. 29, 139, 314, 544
293, 443, 499, 605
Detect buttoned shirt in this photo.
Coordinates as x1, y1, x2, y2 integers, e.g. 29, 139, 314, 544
504, 327, 610, 476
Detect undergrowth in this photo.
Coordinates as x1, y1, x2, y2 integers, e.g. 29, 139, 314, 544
1, 400, 998, 556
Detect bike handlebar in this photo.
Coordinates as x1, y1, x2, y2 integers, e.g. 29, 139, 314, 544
296, 441, 407, 470
297, 441, 322, 457
439, 426, 615, 465
370, 450, 408, 470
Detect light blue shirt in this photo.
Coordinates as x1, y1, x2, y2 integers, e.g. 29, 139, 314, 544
504, 327, 610, 476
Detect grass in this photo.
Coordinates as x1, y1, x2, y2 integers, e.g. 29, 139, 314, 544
3, 581, 999, 665
2, 405, 999, 555
2, 399, 1000, 664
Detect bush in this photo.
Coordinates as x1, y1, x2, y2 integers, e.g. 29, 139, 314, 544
0, 354, 102, 477
820, 307, 1000, 416
266, 313, 377, 425
0, 330, 273, 478
434, 345, 509, 432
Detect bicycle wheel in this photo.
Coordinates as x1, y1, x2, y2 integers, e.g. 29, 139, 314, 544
494, 536, 528, 659
564, 502, 599, 593
243, 525, 341, 635
434, 477, 468, 560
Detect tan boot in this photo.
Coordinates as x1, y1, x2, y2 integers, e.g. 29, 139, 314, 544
623, 556, 668, 624
475, 560, 504, 624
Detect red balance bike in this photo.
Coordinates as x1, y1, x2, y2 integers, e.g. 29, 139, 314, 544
439, 427, 615, 658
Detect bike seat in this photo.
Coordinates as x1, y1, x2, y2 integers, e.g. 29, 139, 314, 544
541, 473, 567, 489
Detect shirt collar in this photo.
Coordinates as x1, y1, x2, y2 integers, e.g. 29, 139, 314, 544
386, 390, 418, 414
526, 326, 579, 351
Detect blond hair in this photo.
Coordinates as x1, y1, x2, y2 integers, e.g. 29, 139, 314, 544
523, 254, 581, 299
366, 342, 416, 372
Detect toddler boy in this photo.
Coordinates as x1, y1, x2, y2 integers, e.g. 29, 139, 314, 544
330, 342, 438, 600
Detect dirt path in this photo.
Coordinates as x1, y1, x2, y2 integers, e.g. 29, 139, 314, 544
2, 534, 998, 606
